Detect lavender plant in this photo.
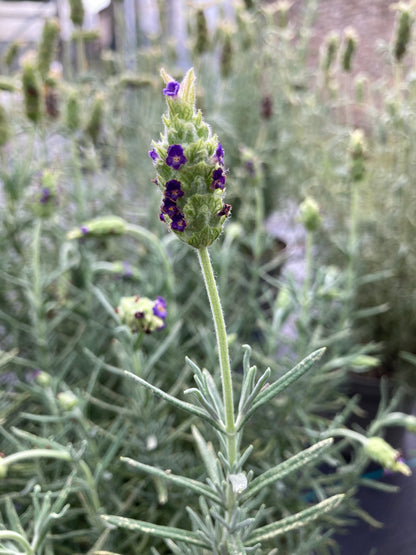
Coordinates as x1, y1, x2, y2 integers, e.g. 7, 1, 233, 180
100, 68, 344, 553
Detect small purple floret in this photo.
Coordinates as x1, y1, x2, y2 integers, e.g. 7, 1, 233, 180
217, 203, 231, 217
213, 143, 225, 165
161, 198, 180, 218
122, 261, 133, 278
40, 188, 51, 204
171, 214, 187, 232
148, 148, 159, 162
211, 168, 226, 190
166, 145, 187, 170
164, 179, 184, 201
81, 226, 89, 235
153, 296, 167, 319
163, 81, 180, 97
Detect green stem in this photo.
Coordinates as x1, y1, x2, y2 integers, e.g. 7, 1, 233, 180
32, 219, 49, 369
345, 179, 360, 325
197, 246, 237, 466
0, 531, 33, 554
0, 448, 72, 474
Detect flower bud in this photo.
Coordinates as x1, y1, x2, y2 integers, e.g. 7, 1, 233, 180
150, 68, 231, 249
364, 437, 411, 476
28, 170, 59, 219
261, 95, 273, 120
66, 215, 127, 240
22, 63, 43, 123
65, 90, 81, 132
341, 27, 358, 72
37, 370, 52, 386
276, 1, 293, 29
85, 92, 104, 145
69, 0, 85, 27
320, 31, 339, 73
3, 40, 20, 70
44, 80, 60, 119
57, 391, 79, 411
348, 129, 368, 182
220, 31, 233, 78
354, 73, 368, 103
194, 9, 209, 56
37, 19, 60, 81
116, 295, 167, 334
298, 197, 322, 232
393, 4, 412, 62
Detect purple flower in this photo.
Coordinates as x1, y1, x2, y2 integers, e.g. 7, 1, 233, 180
81, 226, 89, 235
161, 198, 180, 218
163, 81, 180, 97
159, 212, 166, 222
122, 261, 133, 278
166, 145, 187, 170
148, 148, 159, 162
171, 214, 187, 232
213, 143, 225, 165
164, 179, 184, 201
217, 203, 231, 217
211, 168, 226, 190
40, 188, 51, 204
153, 296, 167, 319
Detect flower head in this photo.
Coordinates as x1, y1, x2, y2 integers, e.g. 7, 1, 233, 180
67, 216, 127, 240
211, 167, 226, 190
164, 179, 184, 201
150, 68, 231, 248
163, 80, 180, 97
365, 437, 411, 476
166, 144, 187, 170
116, 295, 167, 333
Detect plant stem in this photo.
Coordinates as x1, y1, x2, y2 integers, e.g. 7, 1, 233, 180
32, 219, 49, 370
0, 531, 33, 554
197, 246, 237, 466
0, 448, 72, 470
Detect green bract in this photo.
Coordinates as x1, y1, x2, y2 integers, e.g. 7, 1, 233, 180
150, 68, 230, 249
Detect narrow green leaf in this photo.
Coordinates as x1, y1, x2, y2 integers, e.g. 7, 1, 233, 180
4, 498, 26, 538
241, 348, 326, 425
121, 457, 221, 503
245, 494, 344, 546
241, 439, 334, 502
123, 370, 225, 432
0, 530, 33, 553
192, 425, 222, 484
101, 515, 209, 548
